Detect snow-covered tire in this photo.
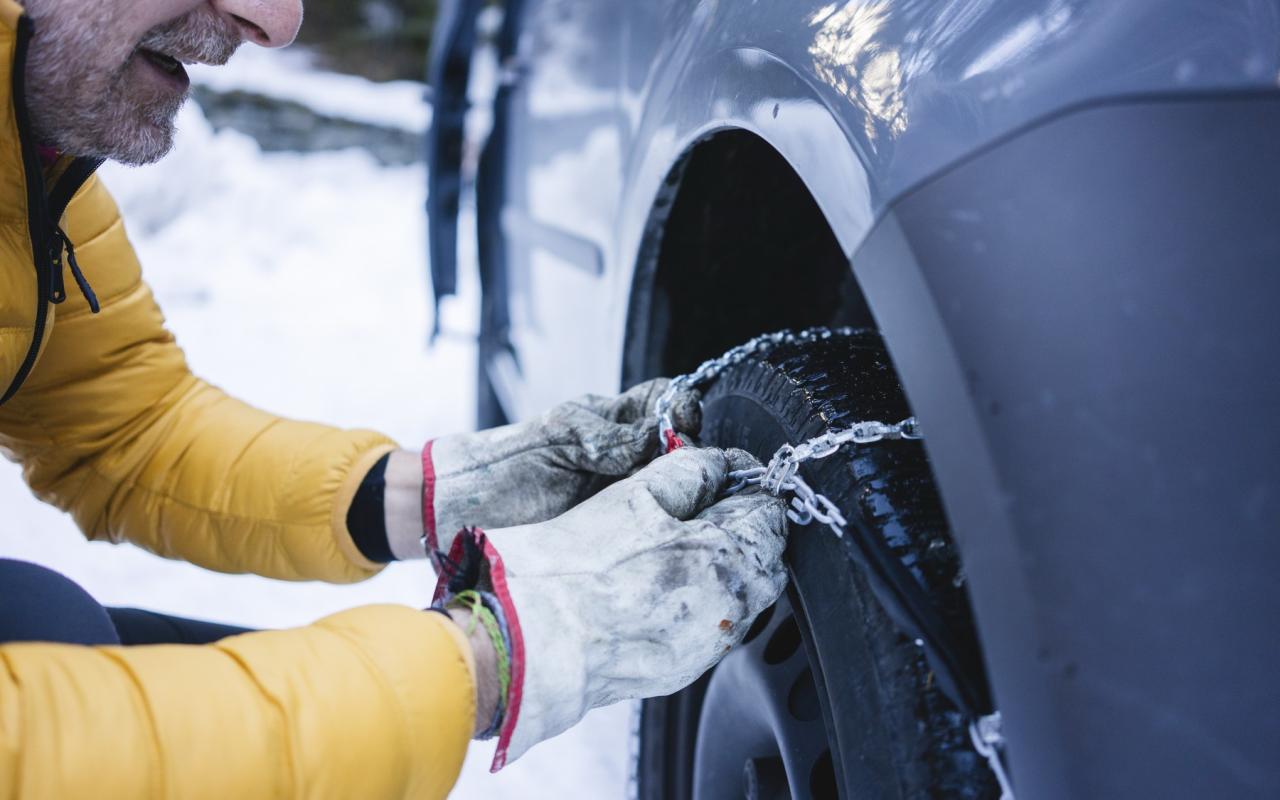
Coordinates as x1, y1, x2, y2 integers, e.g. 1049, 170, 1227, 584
636, 329, 996, 800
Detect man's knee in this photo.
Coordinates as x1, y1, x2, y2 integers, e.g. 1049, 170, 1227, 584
0, 559, 120, 645
107, 607, 251, 645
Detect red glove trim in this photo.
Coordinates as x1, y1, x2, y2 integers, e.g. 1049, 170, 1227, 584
431, 528, 527, 772
663, 428, 685, 452
479, 533, 525, 771
421, 440, 438, 552
429, 534, 458, 608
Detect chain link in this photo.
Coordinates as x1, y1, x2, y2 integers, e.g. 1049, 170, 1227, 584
655, 326, 1012, 798
655, 326, 921, 538
970, 713, 1016, 800
724, 415, 920, 537
655, 327, 861, 451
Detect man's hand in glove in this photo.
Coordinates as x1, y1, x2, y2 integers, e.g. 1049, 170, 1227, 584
433, 446, 789, 769
380, 378, 701, 559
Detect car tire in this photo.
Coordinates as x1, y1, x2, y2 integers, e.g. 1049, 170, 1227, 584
636, 329, 997, 800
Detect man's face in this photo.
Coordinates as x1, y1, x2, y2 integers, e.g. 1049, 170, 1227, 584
22, 0, 301, 166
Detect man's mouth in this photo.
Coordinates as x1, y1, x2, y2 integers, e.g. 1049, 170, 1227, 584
138, 48, 190, 88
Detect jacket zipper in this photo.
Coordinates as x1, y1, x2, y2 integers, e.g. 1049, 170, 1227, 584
0, 15, 102, 406
47, 156, 105, 312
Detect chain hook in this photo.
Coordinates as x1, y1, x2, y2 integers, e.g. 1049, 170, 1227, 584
969, 713, 1015, 800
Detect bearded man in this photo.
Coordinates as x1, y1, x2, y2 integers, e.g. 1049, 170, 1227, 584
0, 1, 789, 797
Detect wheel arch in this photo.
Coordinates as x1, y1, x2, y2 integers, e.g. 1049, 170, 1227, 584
612, 40, 1075, 797
613, 43, 880, 386
615, 84, 1074, 798
619, 127, 876, 385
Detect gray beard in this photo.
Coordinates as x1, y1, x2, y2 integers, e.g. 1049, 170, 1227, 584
22, 1, 238, 166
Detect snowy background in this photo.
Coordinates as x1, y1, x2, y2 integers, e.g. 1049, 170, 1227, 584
0, 47, 629, 798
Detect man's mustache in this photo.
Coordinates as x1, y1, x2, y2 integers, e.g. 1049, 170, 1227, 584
137, 8, 241, 67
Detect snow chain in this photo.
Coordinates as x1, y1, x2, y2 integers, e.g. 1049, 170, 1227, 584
655, 326, 921, 538
971, 712, 1016, 800
655, 326, 1016, 799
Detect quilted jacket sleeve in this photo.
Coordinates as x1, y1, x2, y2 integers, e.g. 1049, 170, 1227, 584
0, 604, 476, 799
0, 174, 395, 582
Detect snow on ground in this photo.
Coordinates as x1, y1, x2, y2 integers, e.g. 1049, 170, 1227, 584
0, 55, 628, 799
190, 46, 431, 132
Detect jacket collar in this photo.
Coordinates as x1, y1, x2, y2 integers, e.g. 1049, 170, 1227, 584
0, 0, 31, 221
0, 0, 20, 33
0, 0, 104, 405
0, 0, 101, 214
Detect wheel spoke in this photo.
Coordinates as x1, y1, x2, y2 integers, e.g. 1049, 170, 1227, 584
693, 595, 835, 800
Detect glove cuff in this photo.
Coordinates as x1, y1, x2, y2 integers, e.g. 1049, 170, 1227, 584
421, 440, 440, 552
421, 439, 473, 556
432, 527, 528, 772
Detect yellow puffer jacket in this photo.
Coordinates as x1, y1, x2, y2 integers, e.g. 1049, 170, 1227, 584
0, 2, 474, 797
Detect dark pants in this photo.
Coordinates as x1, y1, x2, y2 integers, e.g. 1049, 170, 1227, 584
0, 558, 251, 646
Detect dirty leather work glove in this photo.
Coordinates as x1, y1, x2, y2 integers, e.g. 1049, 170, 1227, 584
415, 378, 702, 556
433, 446, 789, 770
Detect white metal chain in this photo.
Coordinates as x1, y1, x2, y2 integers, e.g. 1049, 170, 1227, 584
970, 713, 1016, 800
724, 417, 921, 537
654, 326, 921, 538
654, 326, 1014, 799
654, 327, 842, 450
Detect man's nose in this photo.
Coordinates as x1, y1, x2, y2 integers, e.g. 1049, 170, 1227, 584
211, 0, 303, 48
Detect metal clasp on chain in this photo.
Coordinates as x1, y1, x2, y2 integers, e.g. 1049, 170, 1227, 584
722, 414, 921, 539
759, 444, 798, 494
654, 328, 922, 542
970, 713, 1016, 800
